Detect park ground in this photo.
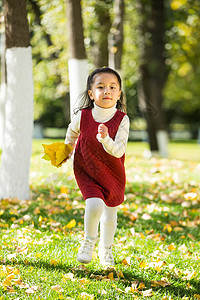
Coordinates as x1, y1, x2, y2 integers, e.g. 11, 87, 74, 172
0, 140, 200, 299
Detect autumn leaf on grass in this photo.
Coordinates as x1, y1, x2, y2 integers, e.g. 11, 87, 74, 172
42, 142, 73, 168
51, 285, 64, 293
139, 260, 148, 269
151, 280, 172, 287
141, 288, 153, 297
80, 292, 94, 299
64, 219, 76, 229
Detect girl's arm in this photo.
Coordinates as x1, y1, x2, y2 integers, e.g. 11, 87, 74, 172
97, 115, 129, 158
64, 110, 81, 146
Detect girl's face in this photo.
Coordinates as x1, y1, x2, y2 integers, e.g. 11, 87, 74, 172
88, 73, 121, 109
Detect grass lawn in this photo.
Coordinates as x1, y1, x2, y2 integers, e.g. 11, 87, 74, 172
0, 139, 200, 299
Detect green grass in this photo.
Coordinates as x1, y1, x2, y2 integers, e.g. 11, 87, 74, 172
0, 139, 200, 299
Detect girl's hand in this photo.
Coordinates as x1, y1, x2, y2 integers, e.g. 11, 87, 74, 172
98, 123, 108, 138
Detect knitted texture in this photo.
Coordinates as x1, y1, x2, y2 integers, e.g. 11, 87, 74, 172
74, 108, 126, 207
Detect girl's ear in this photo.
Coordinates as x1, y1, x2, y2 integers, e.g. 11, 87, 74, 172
88, 90, 93, 100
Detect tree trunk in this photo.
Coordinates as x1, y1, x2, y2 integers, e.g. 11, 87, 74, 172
138, 0, 168, 157
0, 0, 34, 200
92, 0, 112, 68
0, 32, 6, 149
66, 0, 88, 118
109, 0, 124, 72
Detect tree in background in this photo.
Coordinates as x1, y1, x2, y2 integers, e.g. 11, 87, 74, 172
91, 0, 112, 68
0, 0, 34, 200
109, 0, 124, 72
27, 0, 70, 129
138, 0, 168, 157
20, 0, 200, 142
66, 0, 88, 118
164, 0, 200, 137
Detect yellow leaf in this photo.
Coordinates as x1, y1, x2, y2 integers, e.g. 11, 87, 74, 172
117, 270, 124, 278
138, 282, 146, 289
42, 142, 73, 168
168, 243, 176, 251
164, 224, 172, 233
36, 253, 42, 258
65, 219, 76, 229
56, 143, 73, 167
107, 272, 114, 280
139, 260, 148, 268
50, 259, 58, 266
60, 185, 68, 194
194, 295, 200, 300
2, 278, 12, 288
42, 154, 50, 161
122, 258, 130, 266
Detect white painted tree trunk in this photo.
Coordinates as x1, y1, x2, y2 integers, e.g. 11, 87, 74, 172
156, 130, 168, 157
68, 58, 88, 119
0, 33, 6, 149
0, 82, 6, 149
0, 47, 34, 200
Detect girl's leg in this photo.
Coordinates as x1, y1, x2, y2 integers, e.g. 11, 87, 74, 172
99, 204, 118, 266
99, 205, 118, 248
84, 197, 104, 239
77, 197, 104, 264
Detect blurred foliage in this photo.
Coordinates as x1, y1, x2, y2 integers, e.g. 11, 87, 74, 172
27, 0, 70, 127
164, 0, 200, 130
26, 0, 200, 132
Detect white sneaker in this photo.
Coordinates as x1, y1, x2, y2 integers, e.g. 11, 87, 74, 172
98, 246, 115, 266
77, 238, 95, 264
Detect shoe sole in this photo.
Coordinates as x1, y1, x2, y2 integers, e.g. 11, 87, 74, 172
77, 255, 92, 264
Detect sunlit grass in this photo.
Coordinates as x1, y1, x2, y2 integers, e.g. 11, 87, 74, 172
0, 139, 200, 299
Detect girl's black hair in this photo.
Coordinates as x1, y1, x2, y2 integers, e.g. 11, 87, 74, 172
74, 67, 126, 114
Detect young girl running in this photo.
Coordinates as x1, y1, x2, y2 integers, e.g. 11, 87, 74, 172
65, 67, 129, 266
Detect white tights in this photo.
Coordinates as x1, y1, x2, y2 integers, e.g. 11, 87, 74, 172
84, 197, 118, 248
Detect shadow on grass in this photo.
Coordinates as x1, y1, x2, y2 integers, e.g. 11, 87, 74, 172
1, 257, 199, 299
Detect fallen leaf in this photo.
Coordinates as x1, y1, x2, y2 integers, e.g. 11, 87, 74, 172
151, 280, 172, 287
51, 285, 64, 293
80, 292, 94, 299
168, 243, 176, 251
107, 272, 114, 280
139, 260, 148, 268
121, 258, 131, 266
141, 213, 152, 220
142, 288, 153, 297
64, 219, 76, 229
62, 272, 75, 281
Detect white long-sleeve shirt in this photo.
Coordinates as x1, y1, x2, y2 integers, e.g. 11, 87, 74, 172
65, 103, 129, 158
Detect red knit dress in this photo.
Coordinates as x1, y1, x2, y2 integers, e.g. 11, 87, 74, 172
73, 108, 126, 207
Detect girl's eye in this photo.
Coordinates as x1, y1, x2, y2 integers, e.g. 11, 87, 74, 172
111, 86, 116, 89
97, 86, 103, 89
